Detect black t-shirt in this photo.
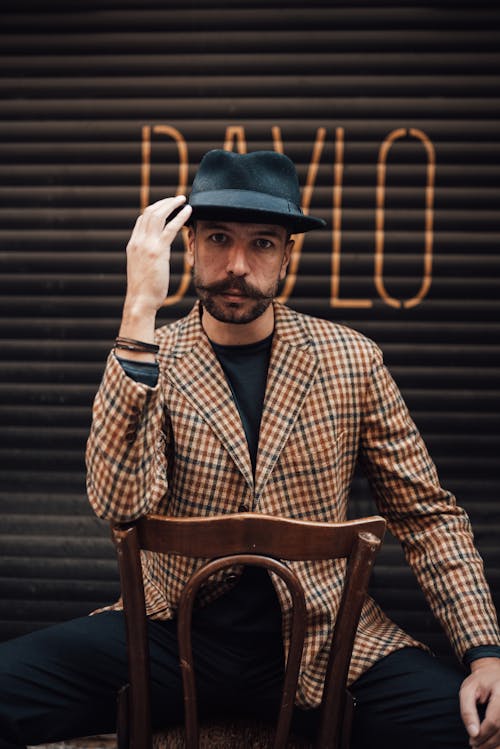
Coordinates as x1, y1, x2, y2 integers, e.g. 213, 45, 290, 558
210, 334, 272, 475
193, 334, 283, 639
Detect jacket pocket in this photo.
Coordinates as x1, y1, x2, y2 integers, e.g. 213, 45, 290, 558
269, 430, 347, 521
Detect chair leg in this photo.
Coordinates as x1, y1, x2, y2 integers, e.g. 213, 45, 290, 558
117, 684, 130, 749
340, 691, 355, 749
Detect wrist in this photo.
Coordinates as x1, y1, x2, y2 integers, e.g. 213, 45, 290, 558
464, 645, 500, 667
122, 293, 158, 322
470, 657, 500, 672
114, 335, 159, 364
118, 301, 158, 363
120, 298, 157, 340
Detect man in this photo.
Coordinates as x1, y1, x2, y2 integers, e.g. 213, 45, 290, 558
1, 149, 500, 748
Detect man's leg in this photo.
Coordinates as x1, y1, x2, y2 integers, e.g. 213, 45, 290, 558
0, 611, 185, 748
349, 647, 469, 749
0, 610, 285, 748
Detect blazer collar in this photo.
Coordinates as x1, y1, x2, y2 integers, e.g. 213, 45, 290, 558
165, 301, 318, 497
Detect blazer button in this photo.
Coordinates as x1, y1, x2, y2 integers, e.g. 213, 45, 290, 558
125, 429, 137, 443
238, 503, 250, 513
226, 574, 238, 583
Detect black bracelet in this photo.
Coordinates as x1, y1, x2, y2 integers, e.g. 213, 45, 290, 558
114, 336, 159, 354
114, 343, 154, 354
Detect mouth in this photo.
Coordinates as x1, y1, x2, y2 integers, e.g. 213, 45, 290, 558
220, 290, 248, 302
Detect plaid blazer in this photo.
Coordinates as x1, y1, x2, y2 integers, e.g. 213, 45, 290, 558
86, 301, 500, 708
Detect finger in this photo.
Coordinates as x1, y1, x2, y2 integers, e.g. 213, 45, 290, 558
469, 727, 500, 749
128, 212, 143, 236
141, 195, 188, 232
126, 213, 145, 251
142, 194, 187, 216
461, 684, 481, 740
163, 203, 192, 235
471, 696, 500, 748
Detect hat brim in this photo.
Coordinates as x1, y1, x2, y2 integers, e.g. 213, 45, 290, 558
188, 189, 326, 234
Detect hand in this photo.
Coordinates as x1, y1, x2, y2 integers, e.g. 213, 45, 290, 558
460, 658, 500, 748
124, 195, 192, 317
119, 196, 192, 350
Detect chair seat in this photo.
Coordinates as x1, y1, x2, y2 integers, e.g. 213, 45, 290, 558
152, 720, 312, 748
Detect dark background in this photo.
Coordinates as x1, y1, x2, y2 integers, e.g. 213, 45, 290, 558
1, 1, 499, 663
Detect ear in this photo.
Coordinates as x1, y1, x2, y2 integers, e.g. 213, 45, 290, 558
186, 226, 196, 268
279, 238, 294, 281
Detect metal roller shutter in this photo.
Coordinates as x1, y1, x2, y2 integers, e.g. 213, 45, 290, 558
0, 2, 499, 661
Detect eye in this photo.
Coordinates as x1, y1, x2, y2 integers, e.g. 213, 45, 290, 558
208, 233, 228, 244
255, 238, 274, 250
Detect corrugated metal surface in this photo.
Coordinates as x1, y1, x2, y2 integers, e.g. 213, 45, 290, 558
1, 2, 499, 660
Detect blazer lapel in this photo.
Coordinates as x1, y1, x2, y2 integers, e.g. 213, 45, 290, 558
164, 304, 254, 490
255, 303, 319, 500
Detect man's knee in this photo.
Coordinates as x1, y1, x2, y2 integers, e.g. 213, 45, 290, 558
350, 648, 469, 749
0, 616, 126, 745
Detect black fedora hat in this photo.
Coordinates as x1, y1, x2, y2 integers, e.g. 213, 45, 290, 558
188, 149, 326, 234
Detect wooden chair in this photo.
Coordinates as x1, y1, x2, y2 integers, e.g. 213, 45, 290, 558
111, 513, 385, 749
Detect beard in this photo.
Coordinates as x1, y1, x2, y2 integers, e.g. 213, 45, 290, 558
193, 270, 279, 325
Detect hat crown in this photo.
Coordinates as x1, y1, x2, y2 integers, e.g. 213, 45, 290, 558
188, 149, 326, 233
191, 149, 301, 205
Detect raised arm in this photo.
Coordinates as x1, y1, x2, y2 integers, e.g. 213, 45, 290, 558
118, 195, 192, 361
85, 197, 192, 521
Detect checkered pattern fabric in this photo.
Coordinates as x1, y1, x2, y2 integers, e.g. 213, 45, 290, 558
86, 301, 500, 708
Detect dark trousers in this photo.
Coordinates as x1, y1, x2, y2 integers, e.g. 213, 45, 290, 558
0, 611, 469, 749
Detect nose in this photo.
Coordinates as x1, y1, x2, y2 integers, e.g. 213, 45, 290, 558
225, 243, 250, 277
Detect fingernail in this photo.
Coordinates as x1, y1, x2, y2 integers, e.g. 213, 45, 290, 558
467, 723, 479, 738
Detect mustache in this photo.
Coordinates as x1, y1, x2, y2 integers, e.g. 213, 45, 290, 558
194, 276, 274, 300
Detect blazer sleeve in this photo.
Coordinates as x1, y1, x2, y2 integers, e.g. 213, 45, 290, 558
85, 352, 171, 521
358, 343, 500, 659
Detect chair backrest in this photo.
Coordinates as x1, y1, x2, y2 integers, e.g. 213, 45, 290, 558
112, 512, 385, 749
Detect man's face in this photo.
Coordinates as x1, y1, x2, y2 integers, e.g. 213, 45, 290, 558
187, 220, 293, 325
